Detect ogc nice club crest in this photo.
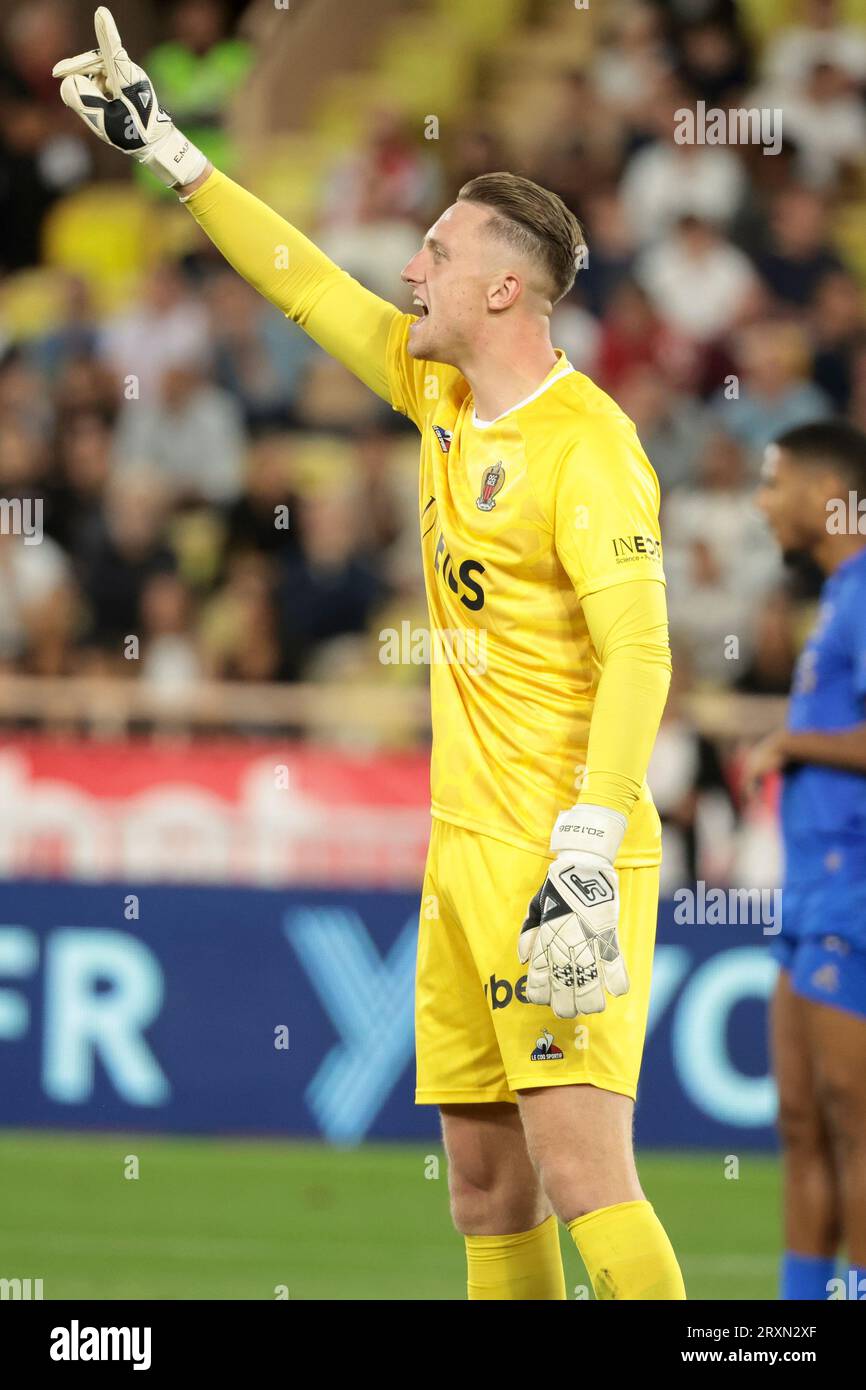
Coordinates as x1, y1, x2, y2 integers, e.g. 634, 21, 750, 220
476, 460, 505, 511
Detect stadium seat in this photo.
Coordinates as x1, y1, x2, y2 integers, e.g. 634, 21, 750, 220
0, 266, 72, 342
41, 185, 162, 311
241, 133, 331, 231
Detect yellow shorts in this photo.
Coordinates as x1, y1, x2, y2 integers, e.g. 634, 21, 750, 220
415, 819, 660, 1105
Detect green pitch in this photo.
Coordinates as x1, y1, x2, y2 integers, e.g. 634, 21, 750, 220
0, 1131, 780, 1300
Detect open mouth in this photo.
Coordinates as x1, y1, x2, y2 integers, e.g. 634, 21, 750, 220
413, 298, 429, 317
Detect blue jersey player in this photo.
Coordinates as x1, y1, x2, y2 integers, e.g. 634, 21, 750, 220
750, 421, 866, 1301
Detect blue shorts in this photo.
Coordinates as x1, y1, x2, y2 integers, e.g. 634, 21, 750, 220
772, 933, 866, 1019
771, 880, 866, 1018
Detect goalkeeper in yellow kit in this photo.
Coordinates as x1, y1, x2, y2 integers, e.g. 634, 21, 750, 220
55, 9, 685, 1301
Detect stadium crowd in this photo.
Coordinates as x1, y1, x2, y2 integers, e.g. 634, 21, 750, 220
0, 0, 865, 853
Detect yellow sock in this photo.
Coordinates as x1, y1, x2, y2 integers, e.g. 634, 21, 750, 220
568, 1199, 686, 1300
465, 1214, 566, 1300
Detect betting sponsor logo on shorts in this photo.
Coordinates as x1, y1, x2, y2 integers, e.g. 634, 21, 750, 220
485, 972, 528, 1009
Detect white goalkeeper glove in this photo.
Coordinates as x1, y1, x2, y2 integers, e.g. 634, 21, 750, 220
518, 805, 630, 1018
52, 6, 207, 188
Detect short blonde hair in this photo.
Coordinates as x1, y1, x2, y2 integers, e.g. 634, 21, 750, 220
458, 171, 585, 304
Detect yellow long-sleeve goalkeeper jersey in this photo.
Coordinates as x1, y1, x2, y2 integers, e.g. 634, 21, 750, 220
184, 171, 671, 864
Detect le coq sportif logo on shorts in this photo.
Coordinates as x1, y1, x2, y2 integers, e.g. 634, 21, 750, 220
530, 1029, 564, 1062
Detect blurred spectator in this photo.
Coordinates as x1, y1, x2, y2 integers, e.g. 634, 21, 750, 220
206, 271, 313, 429
319, 110, 440, 302
278, 487, 387, 680
0, 349, 54, 437
620, 96, 748, 244
576, 188, 636, 318
762, 0, 866, 87
664, 430, 777, 577
201, 551, 281, 681
45, 409, 113, 557
318, 218, 420, 306
751, 186, 845, 308
594, 279, 683, 396
848, 341, 866, 432
142, 0, 253, 189
0, 414, 50, 499
321, 109, 440, 232
664, 431, 780, 681
0, 528, 76, 674
636, 214, 761, 343
295, 354, 391, 431
0, 0, 89, 270
76, 470, 176, 656
532, 70, 625, 199
351, 428, 405, 558
446, 125, 510, 195
735, 585, 803, 695
139, 572, 202, 693
53, 354, 119, 420
809, 271, 866, 411
649, 655, 737, 892
728, 136, 803, 261
713, 321, 832, 456
99, 264, 211, 406
223, 432, 301, 562
617, 366, 711, 493
551, 291, 601, 374
674, 15, 752, 109
28, 275, 100, 380
594, 2, 673, 117
665, 537, 756, 685
114, 364, 245, 504
759, 61, 866, 189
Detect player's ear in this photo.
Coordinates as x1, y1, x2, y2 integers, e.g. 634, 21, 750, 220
487, 272, 521, 313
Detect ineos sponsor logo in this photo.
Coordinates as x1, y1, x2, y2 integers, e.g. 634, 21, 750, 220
611, 534, 663, 561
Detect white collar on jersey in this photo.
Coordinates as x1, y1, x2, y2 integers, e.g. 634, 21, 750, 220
471, 361, 575, 430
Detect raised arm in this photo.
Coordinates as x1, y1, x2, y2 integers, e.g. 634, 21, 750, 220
178, 167, 403, 403
53, 7, 406, 404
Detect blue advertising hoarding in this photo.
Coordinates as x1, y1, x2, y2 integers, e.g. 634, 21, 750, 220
0, 881, 780, 1147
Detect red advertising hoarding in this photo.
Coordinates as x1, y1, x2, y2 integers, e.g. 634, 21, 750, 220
0, 739, 431, 887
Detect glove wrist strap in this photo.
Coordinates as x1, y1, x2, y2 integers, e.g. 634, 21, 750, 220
141, 126, 207, 187
550, 804, 627, 863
